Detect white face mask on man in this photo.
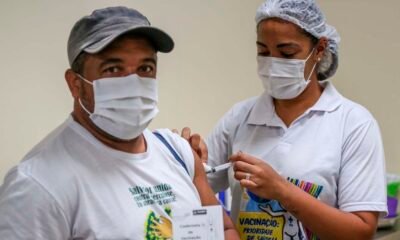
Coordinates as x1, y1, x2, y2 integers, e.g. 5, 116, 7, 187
257, 49, 318, 99
77, 73, 159, 140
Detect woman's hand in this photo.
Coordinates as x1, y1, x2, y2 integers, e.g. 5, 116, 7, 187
230, 151, 289, 201
231, 152, 379, 240
173, 127, 208, 163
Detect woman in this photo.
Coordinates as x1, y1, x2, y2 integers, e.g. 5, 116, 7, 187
203, 0, 387, 239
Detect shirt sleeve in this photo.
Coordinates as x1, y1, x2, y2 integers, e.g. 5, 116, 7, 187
0, 167, 70, 239
338, 119, 388, 216
155, 129, 196, 180
206, 106, 239, 193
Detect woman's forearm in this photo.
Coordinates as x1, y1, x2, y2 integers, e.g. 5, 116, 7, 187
279, 181, 378, 240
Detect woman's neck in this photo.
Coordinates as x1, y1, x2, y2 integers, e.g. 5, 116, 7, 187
274, 79, 323, 127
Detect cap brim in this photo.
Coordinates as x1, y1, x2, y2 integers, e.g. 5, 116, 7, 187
84, 25, 174, 54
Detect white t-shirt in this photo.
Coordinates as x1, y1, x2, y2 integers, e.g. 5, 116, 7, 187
206, 81, 387, 240
0, 117, 201, 240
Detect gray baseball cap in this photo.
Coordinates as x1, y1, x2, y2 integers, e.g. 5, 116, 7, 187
67, 6, 174, 66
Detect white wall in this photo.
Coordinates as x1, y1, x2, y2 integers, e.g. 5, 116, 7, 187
1, 0, 399, 182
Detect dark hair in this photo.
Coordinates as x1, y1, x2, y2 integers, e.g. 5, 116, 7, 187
301, 29, 318, 46
71, 52, 87, 75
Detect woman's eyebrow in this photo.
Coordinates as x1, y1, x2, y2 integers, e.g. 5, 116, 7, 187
256, 41, 300, 49
276, 42, 300, 49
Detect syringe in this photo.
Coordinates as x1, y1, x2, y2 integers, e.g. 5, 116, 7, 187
203, 162, 232, 174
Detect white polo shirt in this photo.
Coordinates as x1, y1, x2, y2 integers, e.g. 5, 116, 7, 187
206, 81, 387, 240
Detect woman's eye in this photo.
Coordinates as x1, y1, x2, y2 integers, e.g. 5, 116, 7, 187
281, 53, 295, 58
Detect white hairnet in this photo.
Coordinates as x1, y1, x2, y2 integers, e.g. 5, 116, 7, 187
255, 0, 341, 80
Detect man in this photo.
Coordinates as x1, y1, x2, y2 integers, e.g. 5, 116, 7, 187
0, 6, 238, 239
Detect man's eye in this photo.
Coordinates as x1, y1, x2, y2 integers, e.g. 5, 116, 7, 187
139, 65, 154, 73
257, 51, 270, 57
104, 66, 121, 73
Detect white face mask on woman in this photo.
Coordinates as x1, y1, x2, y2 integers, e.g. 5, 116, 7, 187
257, 49, 317, 99
78, 73, 159, 140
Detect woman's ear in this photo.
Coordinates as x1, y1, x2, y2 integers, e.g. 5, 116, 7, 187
65, 69, 81, 98
316, 37, 328, 61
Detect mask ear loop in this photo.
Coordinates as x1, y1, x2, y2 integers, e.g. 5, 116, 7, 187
76, 73, 94, 115
76, 74, 93, 85
78, 98, 92, 115
305, 48, 319, 81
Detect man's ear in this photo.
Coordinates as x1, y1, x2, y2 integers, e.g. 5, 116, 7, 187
316, 37, 328, 61
65, 69, 80, 98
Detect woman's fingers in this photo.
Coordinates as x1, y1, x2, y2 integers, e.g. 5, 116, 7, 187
199, 140, 208, 163
181, 127, 191, 140
235, 170, 260, 189
234, 170, 246, 180
175, 128, 209, 163
240, 179, 259, 189
189, 133, 208, 163
234, 170, 254, 181
189, 134, 200, 150
232, 159, 259, 175
231, 152, 287, 200
230, 151, 260, 165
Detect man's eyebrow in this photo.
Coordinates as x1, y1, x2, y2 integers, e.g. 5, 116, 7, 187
256, 41, 267, 47
142, 57, 157, 66
99, 58, 123, 69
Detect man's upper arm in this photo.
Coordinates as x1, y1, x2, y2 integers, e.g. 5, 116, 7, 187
192, 149, 221, 206
0, 167, 70, 239
191, 150, 239, 239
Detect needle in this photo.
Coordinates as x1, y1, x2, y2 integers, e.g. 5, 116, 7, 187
204, 162, 232, 174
